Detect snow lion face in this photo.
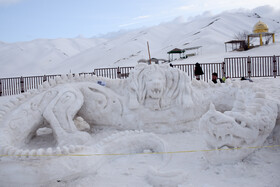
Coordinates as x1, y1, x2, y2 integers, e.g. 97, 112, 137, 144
145, 71, 166, 99
128, 63, 194, 110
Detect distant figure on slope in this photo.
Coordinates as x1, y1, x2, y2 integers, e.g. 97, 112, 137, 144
194, 62, 204, 80
212, 72, 224, 84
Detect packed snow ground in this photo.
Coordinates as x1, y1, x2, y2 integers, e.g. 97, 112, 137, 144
0, 77, 279, 187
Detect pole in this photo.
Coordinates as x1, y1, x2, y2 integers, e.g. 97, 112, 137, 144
273, 55, 277, 78
147, 41, 151, 64
117, 67, 121, 79
222, 61, 226, 78
247, 56, 251, 79
20, 76, 24, 93
0, 79, 2, 96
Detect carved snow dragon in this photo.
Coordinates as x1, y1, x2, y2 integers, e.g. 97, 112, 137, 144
0, 63, 279, 165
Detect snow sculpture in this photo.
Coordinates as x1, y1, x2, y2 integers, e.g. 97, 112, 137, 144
0, 63, 278, 166
199, 81, 278, 164
124, 64, 207, 131
0, 69, 168, 158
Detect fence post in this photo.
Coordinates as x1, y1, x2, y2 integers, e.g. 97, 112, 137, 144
273, 55, 277, 78
117, 67, 121, 79
0, 79, 2, 96
247, 56, 251, 79
222, 61, 226, 78
43, 75, 47, 82
20, 76, 25, 93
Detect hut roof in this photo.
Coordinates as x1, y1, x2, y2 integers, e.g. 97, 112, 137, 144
167, 48, 185, 54
225, 40, 245, 44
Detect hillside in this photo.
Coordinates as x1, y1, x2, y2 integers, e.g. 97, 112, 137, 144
0, 10, 280, 77
0, 37, 106, 77
54, 11, 280, 74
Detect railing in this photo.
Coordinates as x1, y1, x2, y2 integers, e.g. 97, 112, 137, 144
174, 63, 224, 81
224, 55, 279, 78
0, 73, 95, 96
0, 55, 278, 96
93, 66, 134, 79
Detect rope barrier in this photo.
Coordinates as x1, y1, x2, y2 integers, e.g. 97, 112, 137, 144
1, 145, 279, 157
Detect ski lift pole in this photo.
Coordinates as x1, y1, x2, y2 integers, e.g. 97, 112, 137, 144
147, 41, 151, 64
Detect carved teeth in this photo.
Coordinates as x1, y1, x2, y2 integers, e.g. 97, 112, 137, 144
75, 146, 83, 152
29, 149, 37, 156
56, 147, 62, 155
7, 148, 16, 156
15, 149, 23, 156
62, 146, 70, 154
46, 147, 53, 155
1, 146, 10, 155
21, 150, 29, 157
119, 131, 126, 136
69, 145, 75, 153
37, 148, 45, 156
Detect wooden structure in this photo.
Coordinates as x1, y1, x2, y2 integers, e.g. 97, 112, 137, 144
225, 40, 246, 52
0, 55, 279, 96
167, 48, 185, 61
248, 21, 275, 48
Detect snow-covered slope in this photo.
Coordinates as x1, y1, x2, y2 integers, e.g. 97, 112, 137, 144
45, 11, 280, 74
0, 10, 279, 77
0, 37, 106, 77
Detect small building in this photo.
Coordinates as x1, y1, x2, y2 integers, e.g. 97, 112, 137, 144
167, 48, 185, 61
247, 21, 275, 48
183, 46, 202, 57
167, 46, 202, 61
225, 40, 247, 52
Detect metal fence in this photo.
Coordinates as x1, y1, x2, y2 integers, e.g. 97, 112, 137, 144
224, 55, 279, 78
0, 55, 278, 96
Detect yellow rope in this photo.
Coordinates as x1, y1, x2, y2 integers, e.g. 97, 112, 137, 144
1, 145, 279, 157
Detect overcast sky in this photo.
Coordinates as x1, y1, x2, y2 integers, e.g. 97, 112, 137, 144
0, 0, 279, 43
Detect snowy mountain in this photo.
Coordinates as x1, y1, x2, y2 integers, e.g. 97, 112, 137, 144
0, 37, 106, 77
54, 11, 280, 73
0, 10, 280, 77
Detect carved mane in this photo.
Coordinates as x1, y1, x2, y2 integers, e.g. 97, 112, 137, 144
127, 64, 195, 109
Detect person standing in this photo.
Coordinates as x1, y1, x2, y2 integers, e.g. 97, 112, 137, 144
194, 62, 204, 80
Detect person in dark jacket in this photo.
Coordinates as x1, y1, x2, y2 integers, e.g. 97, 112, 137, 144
212, 72, 224, 83
194, 62, 204, 80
